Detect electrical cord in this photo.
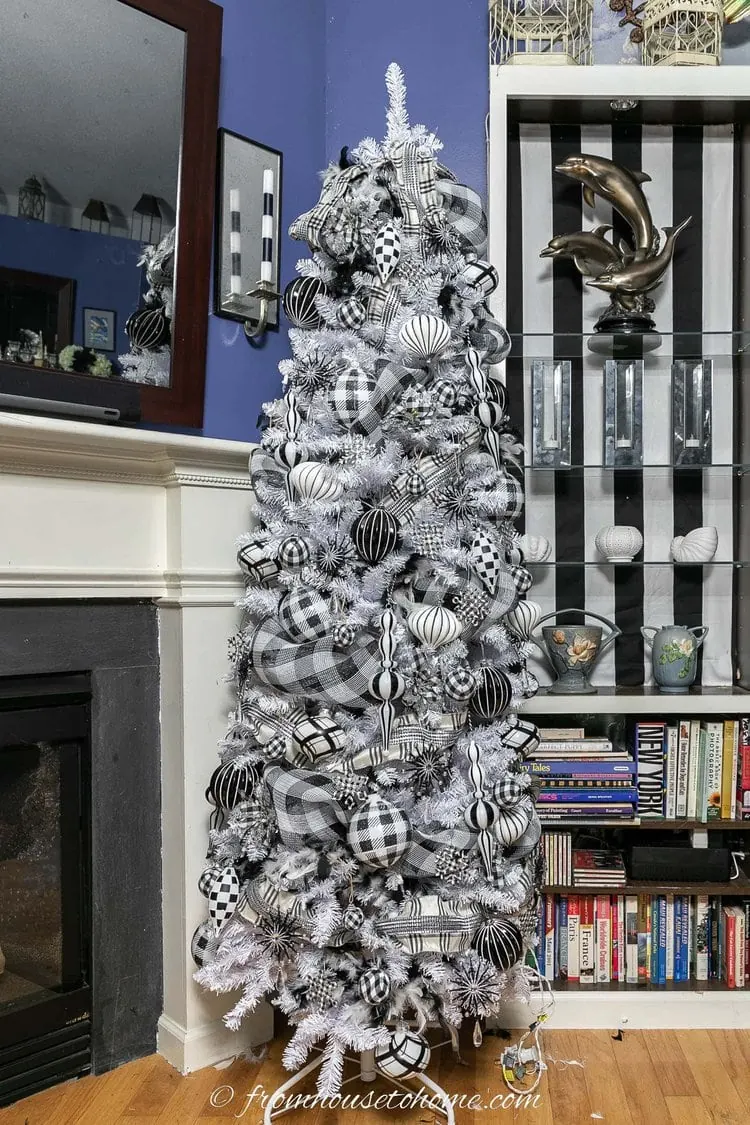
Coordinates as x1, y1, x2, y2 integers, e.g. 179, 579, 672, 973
499, 948, 555, 1096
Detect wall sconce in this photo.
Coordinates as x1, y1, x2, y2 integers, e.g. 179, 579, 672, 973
131, 194, 163, 244
672, 360, 712, 465
214, 129, 282, 342
604, 359, 643, 467
18, 175, 45, 221
531, 359, 572, 467
81, 199, 110, 235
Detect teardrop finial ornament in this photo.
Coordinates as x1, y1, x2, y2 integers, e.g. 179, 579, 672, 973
368, 609, 405, 752
463, 742, 498, 879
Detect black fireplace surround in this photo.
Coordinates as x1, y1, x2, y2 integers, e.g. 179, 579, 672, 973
0, 602, 161, 1105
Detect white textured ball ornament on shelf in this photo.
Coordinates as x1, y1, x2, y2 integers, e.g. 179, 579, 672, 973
373, 222, 401, 284
398, 314, 451, 366
472, 917, 523, 971
595, 524, 644, 563
517, 533, 551, 564
290, 461, 343, 503
670, 525, 718, 563
406, 604, 462, 649
282, 276, 326, 328
347, 795, 412, 868
375, 1029, 431, 1079
351, 507, 401, 565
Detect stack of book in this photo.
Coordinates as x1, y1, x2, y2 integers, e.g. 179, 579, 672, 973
529, 727, 637, 823
635, 718, 750, 822
535, 893, 750, 988
542, 830, 572, 886
572, 848, 627, 889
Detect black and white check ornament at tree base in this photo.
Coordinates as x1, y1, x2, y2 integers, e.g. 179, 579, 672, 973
195, 63, 542, 1101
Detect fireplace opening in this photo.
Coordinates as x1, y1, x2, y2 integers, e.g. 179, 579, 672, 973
0, 673, 91, 1107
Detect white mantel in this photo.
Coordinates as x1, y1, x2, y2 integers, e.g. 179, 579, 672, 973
0, 410, 273, 1072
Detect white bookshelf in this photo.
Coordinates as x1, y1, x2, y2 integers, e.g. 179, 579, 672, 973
488, 63, 750, 1028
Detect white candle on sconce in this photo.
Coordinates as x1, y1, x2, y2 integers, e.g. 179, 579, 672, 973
229, 188, 242, 296
260, 168, 274, 285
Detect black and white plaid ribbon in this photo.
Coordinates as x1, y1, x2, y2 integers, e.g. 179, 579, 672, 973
376, 895, 482, 954
265, 765, 349, 848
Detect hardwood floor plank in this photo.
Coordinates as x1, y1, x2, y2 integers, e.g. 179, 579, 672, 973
122, 1054, 182, 1116
640, 1030, 699, 1098
153, 1062, 248, 1124
611, 1030, 671, 1125
708, 1031, 750, 1115
578, 1030, 635, 1125
675, 1030, 749, 1125
664, 1095, 714, 1125
543, 1030, 591, 1125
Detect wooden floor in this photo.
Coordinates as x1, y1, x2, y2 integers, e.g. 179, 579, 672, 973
3, 1030, 750, 1124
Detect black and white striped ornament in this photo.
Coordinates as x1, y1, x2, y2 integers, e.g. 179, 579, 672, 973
342, 903, 365, 930
494, 805, 530, 847
237, 541, 281, 585
290, 461, 343, 502
277, 535, 312, 570
278, 587, 332, 641
466, 742, 495, 878
375, 1029, 431, 1079
351, 507, 401, 564
126, 304, 170, 350
283, 276, 325, 328
206, 759, 259, 809
464, 797, 499, 832
373, 222, 401, 284
191, 921, 219, 966
272, 439, 305, 474
398, 314, 451, 365
337, 296, 367, 329
358, 967, 391, 1005
470, 666, 512, 721
493, 776, 525, 807
472, 917, 523, 970
445, 666, 478, 702
406, 604, 461, 649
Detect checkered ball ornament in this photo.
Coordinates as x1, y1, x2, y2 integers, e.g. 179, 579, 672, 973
358, 967, 391, 1006
278, 588, 332, 642
375, 1029, 431, 1079
347, 794, 412, 868
337, 297, 367, 329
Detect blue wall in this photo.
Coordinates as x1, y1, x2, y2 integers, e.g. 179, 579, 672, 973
0, 213, 143, 357
201, 0, 326, 441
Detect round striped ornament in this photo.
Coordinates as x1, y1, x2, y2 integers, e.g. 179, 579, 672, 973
494, 804, 530, 847
290, 461, 343, 502
472, 917, 523, 970
206, 759, 259, 810
126, 304, 170, 350
406, 604, 461, 649
464, 797, 500, 832
398, 314, 451, 365
351, 507, 401, 564
505, 600, 542, 642
283, 276, 325, 328
470, 666, 513, 721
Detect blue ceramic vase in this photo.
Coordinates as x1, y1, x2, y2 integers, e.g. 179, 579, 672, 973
641, 625, 708, 693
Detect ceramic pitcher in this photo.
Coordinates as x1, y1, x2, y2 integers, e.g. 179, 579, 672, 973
531, 608, 621, 695
641, 624, 708, 693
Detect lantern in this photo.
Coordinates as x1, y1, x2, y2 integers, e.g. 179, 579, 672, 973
81, 199, 110, 235
131, 193, 163, 244
489, 0, 594, 65
642, 0, 723, 65
18, 175, 45, 222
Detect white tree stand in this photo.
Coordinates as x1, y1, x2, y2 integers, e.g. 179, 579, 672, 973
263, 1046, 456, 1125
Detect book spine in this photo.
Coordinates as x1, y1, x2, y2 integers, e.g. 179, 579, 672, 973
637, 896, 649, 982
625, 895, 638, 984
528, 760, 636, 777
544, 896, 555, 982
665, 726, 678, 820
658, 897, 667, 986
731, 723, 740, 821
704, 723, 724, 821
695, 895, 709, 981
697, 728, 709, 824
666, 893, 674, 982
533, 739, 613, 753
686, 898, 693, 980
744, 901, 750, 981
736, 718, 750, 820
618, 896, 626, 982
595, 895, 611, 984
536, 898, 545, 977
736, 907, 745, 988
726, 906, 736, 988
567, 896, 580, 983
635, 722, 666, 819
539, 789, 639, 803
718, 898, 725, 983
674, 897, 683, 982
686, 720, 701, 820
558, 898, 569, 980
650, 897, 658, 984
579, 897, 595, 984
676, 720, 691, 818
710, 896, 720, 980
721, 721, 737, 819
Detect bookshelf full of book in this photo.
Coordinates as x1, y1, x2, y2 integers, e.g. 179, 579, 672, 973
515, 691, 750, 1028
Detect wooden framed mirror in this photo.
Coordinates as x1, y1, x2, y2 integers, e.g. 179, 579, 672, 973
0, 0, 222, 428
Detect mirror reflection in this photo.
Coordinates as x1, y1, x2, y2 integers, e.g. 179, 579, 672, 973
0, 0, 185, 389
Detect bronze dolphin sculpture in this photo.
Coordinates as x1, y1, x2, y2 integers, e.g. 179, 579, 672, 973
540, 225, 621, 277
555, 153, 656, 261
587, 216, 692, 296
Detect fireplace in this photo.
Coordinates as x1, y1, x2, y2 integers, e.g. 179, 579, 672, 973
0, 602, 161, 1105
0, 674, 91, 1105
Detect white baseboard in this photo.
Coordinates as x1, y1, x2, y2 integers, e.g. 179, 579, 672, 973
157, 1008, 274, 1073
496, 989, 750, 1031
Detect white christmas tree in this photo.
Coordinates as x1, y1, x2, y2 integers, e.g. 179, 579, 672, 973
195, 64, 543, 1095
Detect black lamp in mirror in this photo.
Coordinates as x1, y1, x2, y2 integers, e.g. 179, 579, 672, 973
81, 200, 111, 236
17, 176, 45, 222
131, 194, 163, 245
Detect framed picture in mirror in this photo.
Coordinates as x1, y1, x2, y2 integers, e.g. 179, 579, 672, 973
214, 131, 283, 334
0, 0, 222, 428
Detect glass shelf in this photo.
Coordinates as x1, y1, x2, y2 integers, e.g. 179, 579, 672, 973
526, 561, 749, 568
507, 331, 750, 362
521, 463, 750, 472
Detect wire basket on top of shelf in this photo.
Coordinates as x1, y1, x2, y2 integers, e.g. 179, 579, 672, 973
489, 0, 594, 65
641, 0, 723, 64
